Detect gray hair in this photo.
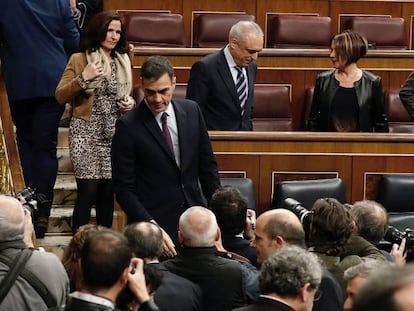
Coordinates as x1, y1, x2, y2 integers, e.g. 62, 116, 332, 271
353, 265, 414, 311
344, 258, 389, 281
0, 195, 25, 241
179, 206, 218, 247
260, 245, 322, 297
228, 21, 263, 43
351, 200, 388, 244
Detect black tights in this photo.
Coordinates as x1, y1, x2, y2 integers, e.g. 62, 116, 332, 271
72, 178, 114, 234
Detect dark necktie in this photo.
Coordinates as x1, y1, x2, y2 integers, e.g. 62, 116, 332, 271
235, 66, 247, 111
161, 112, 174, 152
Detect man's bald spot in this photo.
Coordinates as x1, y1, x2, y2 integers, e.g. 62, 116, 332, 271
0, 195, 24, 225
260, 208, 303, 228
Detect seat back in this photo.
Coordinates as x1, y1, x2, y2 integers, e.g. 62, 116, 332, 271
192, 12, 255, 48
341, 16, 407, 50
384, 89, 414, 133
303, 87, 315, 130
267, 14, 332, 48
220, 178, 257, 212
252, 84, 292, 131
376, 174, 414, 231
272, 178, 347, 210
123, 13, 186, 47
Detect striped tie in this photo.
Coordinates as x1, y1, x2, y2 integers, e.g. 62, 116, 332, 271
235, 66, 247, 112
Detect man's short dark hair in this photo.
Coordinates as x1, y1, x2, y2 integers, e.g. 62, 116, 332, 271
210, 185, 248, 235
123, 222, 163, 259
263, 214, 306, 248
141, 55, 174, 82
81, 229, 132, 290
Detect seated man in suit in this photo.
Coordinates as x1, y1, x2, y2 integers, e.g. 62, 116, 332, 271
233, 245, 323, 311
162, 206, 259, 311
251, 208, 344, 311
210, 185, 258, 267
186, 20, 264, 130
123, 221, 203, 311
111, 55, 220, 258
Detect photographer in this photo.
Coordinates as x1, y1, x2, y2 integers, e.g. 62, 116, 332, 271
53, 229, 160, 311
307, 198, 363, 293
0, 195, 69, 310
348, 200, 406, 264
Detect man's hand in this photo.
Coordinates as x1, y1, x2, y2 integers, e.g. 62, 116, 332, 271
245, 209, 256, 240
391, 238, 407, 266
23, 210, 35, 248
160, 227, 177, 258
128, 258, 151, 304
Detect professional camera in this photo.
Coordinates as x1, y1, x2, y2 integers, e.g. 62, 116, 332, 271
15, 187, 48, 222
283, 198, 312, 239
384, 225, 414, 261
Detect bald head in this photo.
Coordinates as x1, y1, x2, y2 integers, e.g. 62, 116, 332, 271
178, 206, 219, 247
252, 209, 305, 264
0, 195, 25, 241
123, 221, 163, 260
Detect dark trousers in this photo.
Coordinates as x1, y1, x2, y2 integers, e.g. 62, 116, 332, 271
72, 178, 114, 234
9, 97, 64, 218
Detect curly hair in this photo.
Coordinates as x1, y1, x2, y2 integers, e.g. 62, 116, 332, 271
309, 198, 354, 255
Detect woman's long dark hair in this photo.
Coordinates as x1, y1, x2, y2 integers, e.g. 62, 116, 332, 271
80, 10, 128, 56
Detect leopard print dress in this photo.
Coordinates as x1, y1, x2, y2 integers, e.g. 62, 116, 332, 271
69, 62, 120, 179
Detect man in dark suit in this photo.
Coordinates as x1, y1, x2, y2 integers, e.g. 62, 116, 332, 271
0, 0, 79, 238
111, 55, 220, 257
251, 209, 344, 311
232, 245, 322, 311
210, 185, 259, 267
186, 21, 264, 131
124, 221, 203, 311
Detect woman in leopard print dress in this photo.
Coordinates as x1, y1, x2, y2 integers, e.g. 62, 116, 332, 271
56, 11, 134, 233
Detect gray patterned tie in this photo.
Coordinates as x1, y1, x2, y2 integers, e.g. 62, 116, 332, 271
235, 66, 247, 112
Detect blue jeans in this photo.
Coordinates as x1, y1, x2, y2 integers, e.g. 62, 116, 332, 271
9, 97, 64, 218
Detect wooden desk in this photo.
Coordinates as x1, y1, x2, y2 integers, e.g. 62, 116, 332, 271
209, 131, 414, 214
131, 47, 414, 129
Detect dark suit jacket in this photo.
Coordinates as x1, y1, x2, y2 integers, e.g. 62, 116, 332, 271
186, 48, 257, 131
0, 0, 79, 101
151, 263, 203, 311
232, 296, 294, 311
111, 99, 220, 242
222, 234, 259, 268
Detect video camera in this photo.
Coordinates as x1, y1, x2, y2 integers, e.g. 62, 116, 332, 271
384, 225, 414, 261
15, 187, 49, 222
283, 198, 312, 239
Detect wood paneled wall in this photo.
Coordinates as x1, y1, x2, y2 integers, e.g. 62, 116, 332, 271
105, 0, 414, 49
210, 131, 414, 215
130, 48, 414, 130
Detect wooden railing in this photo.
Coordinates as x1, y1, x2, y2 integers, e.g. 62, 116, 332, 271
210, 131, 414, 214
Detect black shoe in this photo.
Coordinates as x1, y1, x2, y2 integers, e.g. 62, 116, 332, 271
34, 216, 48, 239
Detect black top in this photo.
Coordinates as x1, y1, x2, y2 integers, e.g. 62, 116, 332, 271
331, 85, 359, 132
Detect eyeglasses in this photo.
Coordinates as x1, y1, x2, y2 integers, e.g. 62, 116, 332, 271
313, 289, 323, 302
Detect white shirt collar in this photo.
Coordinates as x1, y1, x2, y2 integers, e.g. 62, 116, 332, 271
70, 291, 115, 308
